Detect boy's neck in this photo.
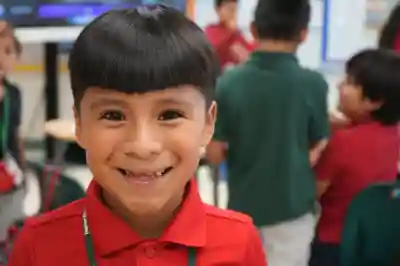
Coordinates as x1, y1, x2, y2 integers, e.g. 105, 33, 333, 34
255, 40, 298, 53
102, 189, 185, 238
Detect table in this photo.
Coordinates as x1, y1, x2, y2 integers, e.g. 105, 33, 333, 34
43, 119, 76, 171
44, 119, 75, 142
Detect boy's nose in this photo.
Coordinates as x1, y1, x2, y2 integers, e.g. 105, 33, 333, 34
124, 127, 162, 160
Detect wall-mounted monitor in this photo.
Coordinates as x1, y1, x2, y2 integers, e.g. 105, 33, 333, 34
3, 0, 190, 43
5, 0, 187, 27
4, 0, 186, 27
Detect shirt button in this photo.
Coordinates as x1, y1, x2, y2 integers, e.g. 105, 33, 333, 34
144, 246, 157, 258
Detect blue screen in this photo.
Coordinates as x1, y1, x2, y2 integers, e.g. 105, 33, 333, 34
1, 0, 187, 27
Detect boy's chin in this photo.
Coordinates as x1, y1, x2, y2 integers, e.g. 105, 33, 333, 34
102, 187, 168, 216
124, 198, 171, 216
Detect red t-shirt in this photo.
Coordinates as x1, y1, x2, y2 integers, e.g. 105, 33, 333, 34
204, 23, 253, 70
315, 122, 399, 244
8, 179, 266, 265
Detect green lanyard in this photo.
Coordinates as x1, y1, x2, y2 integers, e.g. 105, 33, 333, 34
82, 210, 197, 266
0, 89, 9, 155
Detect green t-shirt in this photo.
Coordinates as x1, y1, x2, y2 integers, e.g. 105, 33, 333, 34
213, 51, 330, 226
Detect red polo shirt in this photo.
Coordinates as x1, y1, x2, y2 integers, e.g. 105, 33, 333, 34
205, 23, 253, 70
8, 179, 266, 265
315, 122, 399, 244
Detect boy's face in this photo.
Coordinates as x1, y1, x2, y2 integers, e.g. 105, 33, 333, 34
0, 35, 17, 79
74, 86, 216, 215
337, 75, 381, 120
216, 1, 237, 26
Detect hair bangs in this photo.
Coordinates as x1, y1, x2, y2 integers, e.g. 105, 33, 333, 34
69, 6, 220, 106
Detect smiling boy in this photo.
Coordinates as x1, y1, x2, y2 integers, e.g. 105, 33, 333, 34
7, 5, 266, 266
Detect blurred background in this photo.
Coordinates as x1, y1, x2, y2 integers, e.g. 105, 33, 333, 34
9, 0, 397, 144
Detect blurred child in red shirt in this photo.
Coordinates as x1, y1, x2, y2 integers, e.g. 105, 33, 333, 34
205, 0, 253, 70
0, 22, 25, 256
310, 49, 400, 266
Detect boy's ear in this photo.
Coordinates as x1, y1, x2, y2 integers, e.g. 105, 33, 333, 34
299, 28, 309, 43
73, 105, 86, 150
202, 101, 217, 147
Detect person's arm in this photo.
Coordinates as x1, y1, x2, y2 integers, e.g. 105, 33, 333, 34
308, 74, 331, 166
206, 77, 230, 165
206, 142, 227, 166
242, 222, 267, 265
230, 32, 253, 63
314, 134, 344, 198
309, 139, 328, 167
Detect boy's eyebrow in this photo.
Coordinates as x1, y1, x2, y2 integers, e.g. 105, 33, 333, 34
89, 97, 195, 110
155, 98, 195, 108
90, 98, 129, 110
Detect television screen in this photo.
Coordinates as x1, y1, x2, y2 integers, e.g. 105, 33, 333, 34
2, 0, 187, 27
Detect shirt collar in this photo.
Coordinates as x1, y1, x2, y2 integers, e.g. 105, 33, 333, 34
85, 178, 206, 256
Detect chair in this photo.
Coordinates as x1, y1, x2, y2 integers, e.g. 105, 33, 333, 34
28, 161, 85, 212
340, 182, 400, 266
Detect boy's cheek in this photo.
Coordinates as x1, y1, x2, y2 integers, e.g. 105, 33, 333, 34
4, 60, 16, 73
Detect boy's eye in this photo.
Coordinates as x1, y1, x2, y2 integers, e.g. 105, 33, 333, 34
158, 110, 184, 121
100, 110, 125, 121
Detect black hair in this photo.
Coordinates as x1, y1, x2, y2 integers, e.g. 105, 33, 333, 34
253, 0, 310, 41
69, 4, 219, 109
215, 0, 237, 8
345, 49, 400, 125
378, 4, 400, 49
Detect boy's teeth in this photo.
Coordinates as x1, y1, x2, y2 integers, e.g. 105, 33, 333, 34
122, 169, 165, 177
156, 171, 163, 177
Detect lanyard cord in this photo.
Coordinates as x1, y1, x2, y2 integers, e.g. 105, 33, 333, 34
82, 210, 197, 266
82, 210, 97, 266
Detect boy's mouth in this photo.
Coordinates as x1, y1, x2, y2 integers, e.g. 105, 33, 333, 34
117, 167, 173, 184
